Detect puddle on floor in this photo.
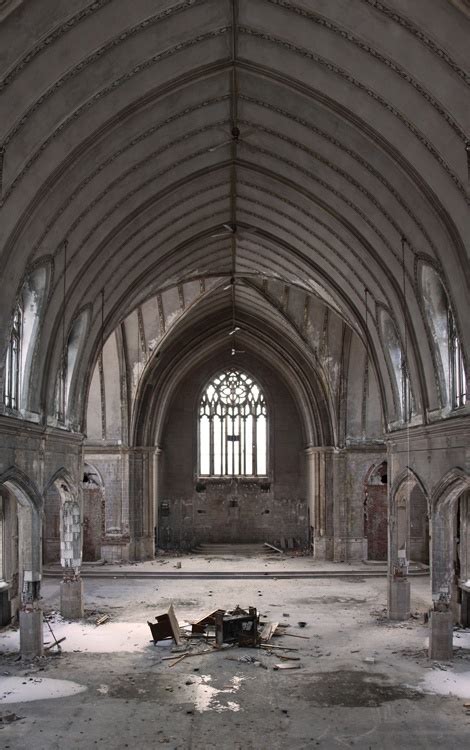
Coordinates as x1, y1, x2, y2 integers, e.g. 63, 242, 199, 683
108, 672, 247, 712
300, 670, 424, 707
0, 677, 87, 704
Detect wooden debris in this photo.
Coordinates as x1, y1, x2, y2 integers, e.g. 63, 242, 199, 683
191, 609, 225, 635
168, 653, 188, 667
277, 631, 310, 640
273, 663, 301, 670
260, 621, 279, 643
148, 603, 182, 645
96, 614, 110, 626
278, 654, 301, 661
260, 644, 299, 652
263, 542, 283, 554
44, 637, 66, 651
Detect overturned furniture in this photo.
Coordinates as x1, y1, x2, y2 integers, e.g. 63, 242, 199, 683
148, 603, 182, 645
215, 606, 259, 647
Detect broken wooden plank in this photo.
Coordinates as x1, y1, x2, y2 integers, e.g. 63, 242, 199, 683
263, 542, 284, 554
161, 652, 190, 661
96, 614, 110, 626
273, 663, 301, 670
260, 621, 279, 643
191, 609, 225, 634
260, 644, 299, 652
276, 631, 310, 640
168, 653, 188, 667
44, 637, 66, 651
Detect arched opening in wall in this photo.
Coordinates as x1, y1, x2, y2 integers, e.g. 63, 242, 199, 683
453, 492, 470, 625
157, 356, 308, 551
410, 485, 429, 565
0, 477, 41, 625
364, 462, 388, 561
82, 464, 105, 562
390, 471, 429, 598
43, 475, 82, 571
43, 483, 61, 564
432, 476, 470, 629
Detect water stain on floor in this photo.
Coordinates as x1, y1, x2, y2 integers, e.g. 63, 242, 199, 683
300, 670, 424, 707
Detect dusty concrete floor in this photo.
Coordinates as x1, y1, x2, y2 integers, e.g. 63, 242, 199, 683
1, 556, 470, 749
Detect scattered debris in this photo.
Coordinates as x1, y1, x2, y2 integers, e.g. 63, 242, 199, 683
95, 614, 110, 627
191, 609, 225, 635
148, 604, 182, 645
0, 712, 23, 723
43, 616, 63, 653
264, 542, 284, 554
273, 663, 301, 670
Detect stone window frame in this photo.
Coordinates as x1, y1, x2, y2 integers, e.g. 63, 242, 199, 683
419, 262, 467, 412
198, 368, 268, 478
3, 302, 22, 411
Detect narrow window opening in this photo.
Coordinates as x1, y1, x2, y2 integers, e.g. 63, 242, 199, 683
4, 305, 22, 410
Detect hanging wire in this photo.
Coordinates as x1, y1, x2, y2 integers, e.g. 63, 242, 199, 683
0, 145, 4, 198
61, 239, 68, 420
466, 141, 470, 185
402, 235, 412, 550
100, 288, 105, 357
364, 286, 370, 397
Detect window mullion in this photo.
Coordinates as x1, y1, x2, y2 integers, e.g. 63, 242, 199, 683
252, 409, 257, 476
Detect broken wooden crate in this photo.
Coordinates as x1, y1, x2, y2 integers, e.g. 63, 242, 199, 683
215, 606, 259, 647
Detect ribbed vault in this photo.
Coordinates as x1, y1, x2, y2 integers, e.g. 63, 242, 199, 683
0, 0, 469, 432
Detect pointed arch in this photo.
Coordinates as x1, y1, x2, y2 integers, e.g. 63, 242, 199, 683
0, 466, 42, 512
431, 468, 470, 512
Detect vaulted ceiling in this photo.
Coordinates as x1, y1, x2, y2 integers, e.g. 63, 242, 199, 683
0, 0, 469, 429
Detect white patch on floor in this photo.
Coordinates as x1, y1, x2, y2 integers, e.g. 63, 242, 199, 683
193, 674, 245, 712
0, 677, 87, 704
0, 618, 154, 654
420, 670, 470, 699
453, 630, 470, 649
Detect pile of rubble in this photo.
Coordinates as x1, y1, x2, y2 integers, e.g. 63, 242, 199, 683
147, 604, 308, 670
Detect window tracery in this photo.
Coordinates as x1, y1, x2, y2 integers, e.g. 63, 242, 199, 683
199, 369, 267, 476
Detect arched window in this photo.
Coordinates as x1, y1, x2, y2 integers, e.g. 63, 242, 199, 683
3, 264, 49, 413
379, 309, 413, 423
199, 369, 267, 476
55, 310, 89, 423
420, 264, 466, 409
4, 304, 22, 410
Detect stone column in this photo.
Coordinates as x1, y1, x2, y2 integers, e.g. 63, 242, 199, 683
428, 510, 454, 660
153, 447, 163, 554
332, 450, 348, 562
19, 505, 44, 657
60, 498, 84, 619
388, 486, 411, 621
305, 448, 333, 560
128, 448, 155, 559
